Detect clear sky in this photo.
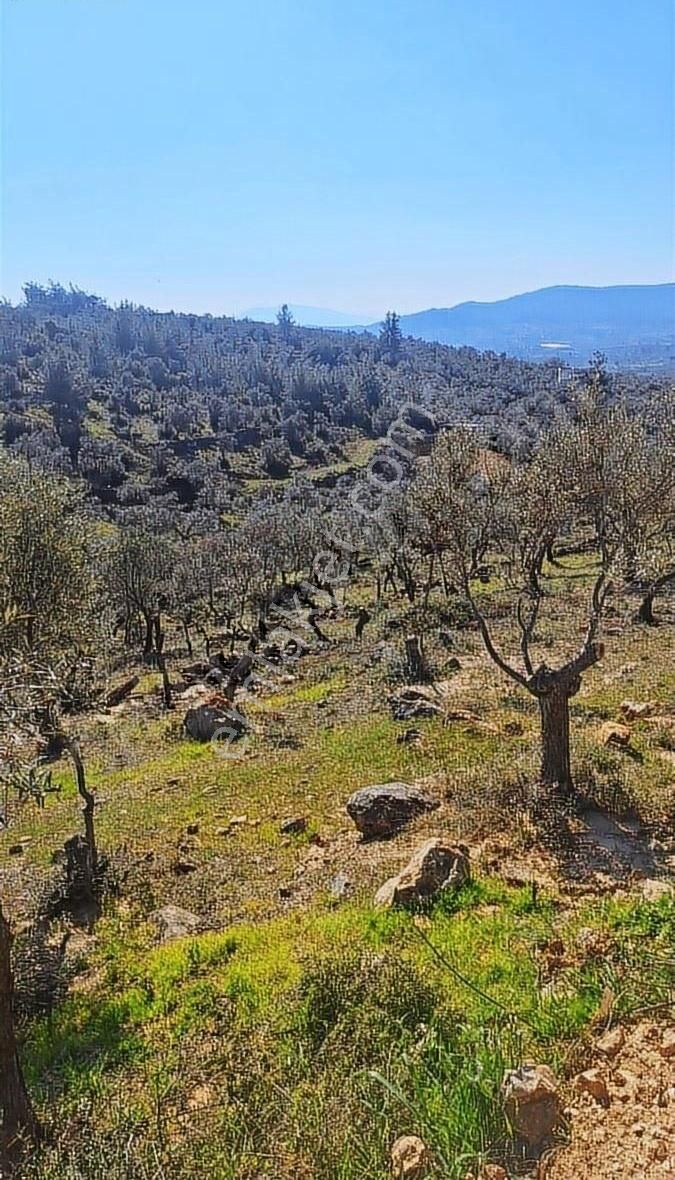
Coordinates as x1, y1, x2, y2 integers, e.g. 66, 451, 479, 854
1, 0, 673, 317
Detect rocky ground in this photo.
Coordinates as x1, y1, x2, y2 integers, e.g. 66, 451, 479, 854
3, 568, 675, 1179
547, 1022, 675, 1180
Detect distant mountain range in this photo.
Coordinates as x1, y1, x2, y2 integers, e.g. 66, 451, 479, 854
242, 304, 369, 328
242, 285, 674, 370
363, 284, 675, 370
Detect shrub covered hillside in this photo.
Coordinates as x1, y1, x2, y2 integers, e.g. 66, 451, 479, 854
0, 283, 665, 519
0, 297, 674, 1180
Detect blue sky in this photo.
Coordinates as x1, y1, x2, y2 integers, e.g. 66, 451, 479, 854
1, 0, 673, 317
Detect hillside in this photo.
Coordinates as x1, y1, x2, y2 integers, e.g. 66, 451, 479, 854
0, 283, 663, 519
1, 288, 674, 1180
365, 284, 675, 370
2, 528, 675, 1180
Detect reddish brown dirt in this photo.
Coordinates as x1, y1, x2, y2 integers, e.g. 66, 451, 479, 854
546, 1022, 675, 1179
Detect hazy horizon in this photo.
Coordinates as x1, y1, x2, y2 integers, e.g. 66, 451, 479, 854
4, 279, 674, 324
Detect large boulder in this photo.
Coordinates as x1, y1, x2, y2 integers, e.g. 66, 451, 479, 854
502, 1064, 561, 1148
346, 782, 440, 839
184, 701, 247, 743
375, 839, 470, 908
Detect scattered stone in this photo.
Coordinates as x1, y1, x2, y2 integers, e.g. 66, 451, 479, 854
219, 815, 249, 832
279, 816, 307, 835
444, 707, 482, 724
389, 688, 442, 722
346, 782, 440, 839
620, 699, 657, 722
650, 1139, 669, 1162
597, 721, 632, 748
330, 872, 351, 899
184, 701, 247, 743
172, 859, 198, 875
104, 674, 140, 707
390, 1134, 430, 1178
397, 727, 423, 744
502, 719, 524, 736
502, 1064, 561, 1148
179, 834, 201, 853
576, 1068, 611, 1106
577, 927, 613, 960
8, 844, 24, 856
148, 905, 202, 943
660, 1028, 675, 1059
182, 659, 212, 680
204, 668, 224, 686
641, 878, 674, 902
188, 1083, 215, 1111
375, 839, 470, 908
597, 1026, 626, 1058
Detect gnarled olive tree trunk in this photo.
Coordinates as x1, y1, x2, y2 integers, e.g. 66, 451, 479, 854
59, 735, 101, 927
537, 685, 574, 795
530, 651, 600, 796
636, 571, 675, 626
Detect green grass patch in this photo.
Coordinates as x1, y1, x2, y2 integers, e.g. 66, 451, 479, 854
24, 886, 674, 1180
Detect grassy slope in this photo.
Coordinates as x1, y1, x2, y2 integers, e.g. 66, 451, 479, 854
4, 554, 675, 1178
21, 889, 675, 1179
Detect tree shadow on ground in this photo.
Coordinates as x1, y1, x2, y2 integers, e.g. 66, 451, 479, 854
536, 797, 670, 884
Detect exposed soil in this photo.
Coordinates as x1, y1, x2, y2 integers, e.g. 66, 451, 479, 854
547, 1022, 675, 1179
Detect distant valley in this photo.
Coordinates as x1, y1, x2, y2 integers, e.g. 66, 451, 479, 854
366, 284, 674, 370
253, 284, 674, 371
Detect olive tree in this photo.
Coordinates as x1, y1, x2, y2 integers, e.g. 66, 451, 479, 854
410, 383, 669, 797
0, 464, 113, 1163
0, 652, 107, 1164
630, 393, 675, 625
0, 455, 97, 658
109, 512, 175, 661
0, 660, 43, 1166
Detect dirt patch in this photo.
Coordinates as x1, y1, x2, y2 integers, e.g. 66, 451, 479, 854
547, 1021, 675, 1179
573, 809, 662, 876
